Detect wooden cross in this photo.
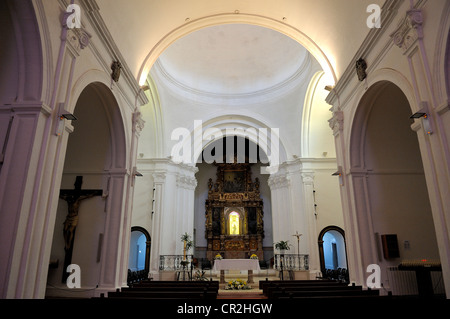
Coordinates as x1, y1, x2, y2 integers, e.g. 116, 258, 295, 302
59, 176, 103, 282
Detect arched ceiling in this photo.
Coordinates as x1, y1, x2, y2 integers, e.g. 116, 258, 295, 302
95, 0, 386, 85
156, 24, 311, 96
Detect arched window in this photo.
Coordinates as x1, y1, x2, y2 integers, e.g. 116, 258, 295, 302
229, 212, 240, 235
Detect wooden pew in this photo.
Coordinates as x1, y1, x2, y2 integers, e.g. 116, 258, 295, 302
103, 280, 220, 300
131, 280, 219, 288
120, 286, 219, 294
106, 290, 217, 300
271, 288, 380, 299
265, 284, 363, 299
259, 280, 348, 295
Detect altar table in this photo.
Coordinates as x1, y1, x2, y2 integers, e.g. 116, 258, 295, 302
213, 259, 260, 283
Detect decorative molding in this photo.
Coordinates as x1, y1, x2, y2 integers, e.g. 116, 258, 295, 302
66, 28, 92, 55
176, 173, 197, 190
78, 0, 148, 106
152, 49, 319, 105
325, 0, 402, 107
328, 110, 344, 136
390, 8, 423, 54
301, 172, 315, 185
152, 172, 167, 183
132, 110, 145, 133
268, 174, 289, 190
436, 100, 450, 116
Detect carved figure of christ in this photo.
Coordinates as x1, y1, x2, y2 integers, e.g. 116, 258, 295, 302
59, 176, 103, 282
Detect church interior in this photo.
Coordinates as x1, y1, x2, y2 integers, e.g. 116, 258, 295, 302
0, 0, 449, 304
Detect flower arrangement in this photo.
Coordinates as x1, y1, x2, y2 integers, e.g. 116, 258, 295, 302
250, 254, 258, 259
225, 279, 251, 290
214, 254, 223, 260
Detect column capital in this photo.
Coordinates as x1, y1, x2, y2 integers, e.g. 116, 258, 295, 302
390, 8, 423, 53
268, 173, 290, 190
328, 110, 344, 136
132, 110, 145, 134
301, 172, 315, 185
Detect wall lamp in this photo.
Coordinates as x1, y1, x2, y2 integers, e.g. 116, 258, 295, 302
133, 167, 143, 177
60, 113, 77, 121
332, 166, 344, 186
410, 103, 433, 135
55, 103, 77, 136
409, 112, 427, 119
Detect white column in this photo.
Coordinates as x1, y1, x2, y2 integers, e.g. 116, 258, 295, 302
300, 171, 320, 274
391, 8, 450, 297
0, 21, 93, 298
149, 171, 166, 279
268, 171, 291, 246
142, 160, 197, 279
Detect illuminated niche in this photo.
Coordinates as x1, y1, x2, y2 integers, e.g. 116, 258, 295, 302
229, 212, 240, 235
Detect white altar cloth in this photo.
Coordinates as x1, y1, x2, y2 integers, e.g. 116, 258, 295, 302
213, 259, 261, 271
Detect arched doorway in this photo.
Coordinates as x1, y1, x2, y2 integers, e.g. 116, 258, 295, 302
128, 227, 151, 283
46, 82, 127, 297
348, 81, 440, 291
318, 226, 348, 281
194, 136, 272, 262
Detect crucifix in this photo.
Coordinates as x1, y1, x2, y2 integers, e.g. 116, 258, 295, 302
292, 231, 303, 254
59, 176, 103, 283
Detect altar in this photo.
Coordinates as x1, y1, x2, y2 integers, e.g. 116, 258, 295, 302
213, 259, 261, 284
205, 159, 265, 262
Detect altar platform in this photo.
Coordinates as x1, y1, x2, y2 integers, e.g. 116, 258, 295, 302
213, 259, 261, 283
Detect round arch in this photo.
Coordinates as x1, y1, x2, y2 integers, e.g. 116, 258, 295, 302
0, 0, 43, 103
346, 79, 439, 288
130, 226, 151, 274
318, 226, 348, 280
68, 75, 128, 170
171, 114, 288, 170
137, 13, 336, 88
47, 81, 130, 296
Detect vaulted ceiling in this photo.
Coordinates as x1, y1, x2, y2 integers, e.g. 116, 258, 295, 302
93, 0, 386, 160
96, 0, 386, 85
156, 24, 311, 97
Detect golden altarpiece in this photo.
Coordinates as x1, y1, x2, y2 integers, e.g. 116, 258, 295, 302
205, 160, 264, 260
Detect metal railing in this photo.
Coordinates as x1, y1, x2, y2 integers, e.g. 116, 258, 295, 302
159, 255, 194, 271
274, 254, 309, 271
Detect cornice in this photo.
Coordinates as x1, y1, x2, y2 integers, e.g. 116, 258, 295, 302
152, 50, 319, 105
72, 0, 148, 107
325, 0, 402, 107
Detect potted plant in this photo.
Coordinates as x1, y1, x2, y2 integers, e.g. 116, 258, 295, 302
180, 232, 193, 263
274, 240, 291, 254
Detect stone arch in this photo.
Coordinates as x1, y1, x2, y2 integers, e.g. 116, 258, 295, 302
347, 79, 438, 288
137, 13, 336, 88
